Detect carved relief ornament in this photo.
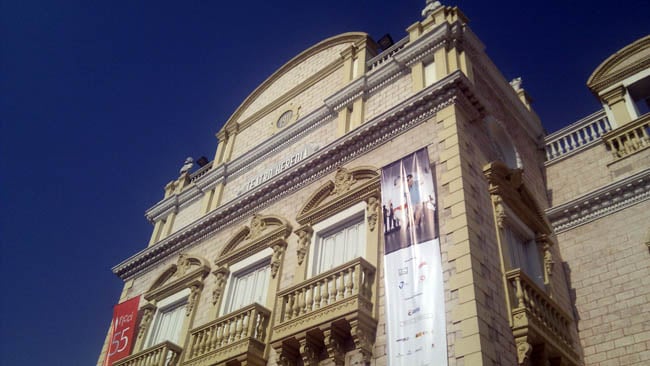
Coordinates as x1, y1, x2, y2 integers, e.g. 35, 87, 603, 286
137, 304, 156, 340
211, 265, 229, 306
271, 244, 285, 278
332, 167, 356, 196
366, 196, 379, 232
186, 284, 202, 316
515, 337, 533, 365
294, 225, 313, 266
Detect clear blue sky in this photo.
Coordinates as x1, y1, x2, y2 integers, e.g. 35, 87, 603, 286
1, 0, 647, 365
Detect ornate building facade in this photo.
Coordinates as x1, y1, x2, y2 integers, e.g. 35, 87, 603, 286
97, 2, 649, 366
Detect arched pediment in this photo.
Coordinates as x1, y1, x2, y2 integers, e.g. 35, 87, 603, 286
587, 35, 650, 93
220, 32, 368, 132
145, 253, 210, 302
297, 166, 380, 225
216, 214, 292, 265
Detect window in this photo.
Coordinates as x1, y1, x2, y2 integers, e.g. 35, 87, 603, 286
486, 117, 521, 169
504, 226, 544, 288
309, 202, 366, 276
424, 60, 436, 87
146, 289, 189, 347
628, 76, 650, 117
219, 248, 273, 316
223, 259, 271, 314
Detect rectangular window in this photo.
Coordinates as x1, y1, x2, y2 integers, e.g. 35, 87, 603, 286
312, 215, 365, 275
352, 57, 359, 79
223, 260, 271, 314
146, 290, 188, 347
505, 227, 544, 288
424, 61, 436, 87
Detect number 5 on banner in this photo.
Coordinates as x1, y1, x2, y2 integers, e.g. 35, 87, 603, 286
108, 327, 130, 357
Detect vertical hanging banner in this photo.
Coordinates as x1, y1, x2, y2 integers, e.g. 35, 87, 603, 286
103, 296, 140, 366
381, 148, 447, 365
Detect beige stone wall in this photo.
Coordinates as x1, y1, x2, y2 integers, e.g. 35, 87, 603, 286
607, 148, 650, 180
237, 44, 351, 122
171, 197, 204, 233
104, 106, 487, 365
229, 69, 345, 160
363, 73, 413, 122
221, 116, 338, 203
557, 199, 650, 366
545, 144, 613, 207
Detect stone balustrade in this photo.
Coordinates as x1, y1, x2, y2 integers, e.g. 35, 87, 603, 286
277, 258, 375, 325
183, 303, 270, 366
189, 161, 213, 183
114, 341, 182, 366
603, 113, 650, 160
366, 37, 409, 72
506, 269, 579, 364
544, 110, 611, 163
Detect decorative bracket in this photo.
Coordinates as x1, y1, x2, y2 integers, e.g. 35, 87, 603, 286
271, 243, 286, 278
294, 225, 314, 266
211, 265, 230, 307
366, 196, 379, 232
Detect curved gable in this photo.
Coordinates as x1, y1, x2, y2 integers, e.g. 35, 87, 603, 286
587, 35, 650, 93
145, 253, 210, 301
221, 32, 368, 131
215, 213, 292, 266
296, 166, 380, 225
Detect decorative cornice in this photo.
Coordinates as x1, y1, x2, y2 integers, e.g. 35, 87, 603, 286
223, 33, 369, 132
547, 168, 650, 233
144, 22, 467, 222
113, 70, 481, 280
145, 164, 226, 222
587, 35, 650, 94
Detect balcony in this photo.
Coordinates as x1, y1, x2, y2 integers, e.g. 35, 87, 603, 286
505, 269, 580, 365
544, 110, 612, 163
114, 341, 182, 366
183, 303, 271, 366
271, 258, 377, 365
603, 113, 650, 160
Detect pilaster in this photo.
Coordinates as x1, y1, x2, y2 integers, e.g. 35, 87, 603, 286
601, 86, 632, 126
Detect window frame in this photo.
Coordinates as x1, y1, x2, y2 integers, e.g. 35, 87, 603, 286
307, 202, 367, 277
219, 248, 273, 316
145, 288, 190, 348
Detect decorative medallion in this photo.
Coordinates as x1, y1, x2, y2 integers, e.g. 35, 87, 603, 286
276, 110, 293, 128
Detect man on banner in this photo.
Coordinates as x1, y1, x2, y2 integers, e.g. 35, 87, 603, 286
381, 149, 448, 366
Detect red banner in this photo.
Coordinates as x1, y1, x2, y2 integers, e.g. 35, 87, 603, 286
104, 296, 140, 366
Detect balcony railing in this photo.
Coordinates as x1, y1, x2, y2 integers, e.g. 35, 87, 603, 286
544, 110, 612, 163
505, 269, 579, 364
183, 303, 270, 366
603, 113, 650, 160
366, 36, 409, 72
272, 257, 376, 340
189, 161, 213, 183
114, 341, 182, 366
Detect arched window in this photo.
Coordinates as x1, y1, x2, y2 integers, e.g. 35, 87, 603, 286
485, 117, 522, 169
